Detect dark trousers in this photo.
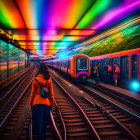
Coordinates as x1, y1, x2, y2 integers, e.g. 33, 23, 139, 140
104, 72, 109, 83
32, 104, 51, 140
95, 75, 99, 84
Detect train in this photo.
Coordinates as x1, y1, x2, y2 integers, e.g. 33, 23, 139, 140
46, 48, 140, 91
90, 48, 140, 91
47, 54, 91, 80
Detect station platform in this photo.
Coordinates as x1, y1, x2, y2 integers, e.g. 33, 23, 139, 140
88, 78, 140, 100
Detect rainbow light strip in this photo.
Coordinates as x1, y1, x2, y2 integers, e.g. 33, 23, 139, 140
0, 0, 140, 57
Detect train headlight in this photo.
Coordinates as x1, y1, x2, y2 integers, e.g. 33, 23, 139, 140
130, 81, 140, 92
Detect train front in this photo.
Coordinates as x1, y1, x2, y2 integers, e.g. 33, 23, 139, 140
76, 55, 90, 80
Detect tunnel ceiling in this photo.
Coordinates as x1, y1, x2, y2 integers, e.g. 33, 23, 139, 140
0, 0, 140, 59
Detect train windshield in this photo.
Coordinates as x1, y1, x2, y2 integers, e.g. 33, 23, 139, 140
77, 57, 88, 70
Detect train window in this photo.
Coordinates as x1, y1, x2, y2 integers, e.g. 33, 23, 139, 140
90, 60, 94, 71
104, 58, 110, 65
120, 56, 129, 80
98, 59, 101, 66
77, 57, 88, 70
90, 60, 93, 67
132, 55, 138, 80
132, 55, 137, 72
61, 61, 63, 67
65, 62, 66, 68
93, 60, 97, 67
68, 60, 71, 69
100, 59, 103, 70
63, 61, 64, 67
112, 57, 120, 67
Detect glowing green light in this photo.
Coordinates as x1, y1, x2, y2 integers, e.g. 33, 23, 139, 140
77, 0, 110, 29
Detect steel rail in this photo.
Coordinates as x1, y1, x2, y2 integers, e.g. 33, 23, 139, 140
0, 63, 34, 102
49, 67, 140, 123
29, 95, 64, 140
0, 68, 34, 113
54, 100, 66, 140
29, 116, 33, 140
0, 79, 33, 130
87, 81, 140, 112
83, 97, 138, 140
79, 84, 140, 124
0, 62, 34, 93
51, 75, 101, 140
50, 111, 62, 140
94, 82, 140, 105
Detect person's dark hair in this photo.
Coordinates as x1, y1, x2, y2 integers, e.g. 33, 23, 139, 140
36, 63, 50, 80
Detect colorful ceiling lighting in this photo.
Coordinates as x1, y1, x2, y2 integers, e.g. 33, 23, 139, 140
76, 0, 140, 29
0, 0, 140, 58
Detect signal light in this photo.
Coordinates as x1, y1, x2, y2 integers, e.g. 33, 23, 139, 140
130, 81, 140, 92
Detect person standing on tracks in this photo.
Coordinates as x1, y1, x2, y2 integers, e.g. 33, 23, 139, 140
29, 62, 55, 140
103, 61, 109, 83
113, 62, 120, 86
93, 63, 99, 84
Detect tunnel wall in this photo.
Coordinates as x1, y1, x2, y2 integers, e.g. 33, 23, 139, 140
0, 40, 30, 81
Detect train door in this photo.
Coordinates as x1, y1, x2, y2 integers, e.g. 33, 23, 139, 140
120, 56, 129, 84
93, 60, 97, 67
60, 61, 62, 71
132, 55, 138, 80
112, 57, 120, 84
66, 60, 68, 74
90, 60, 94, 73
103, 58, 111, 82
100, 59, 104, 81
110, 58, 114, 82
97, 59, 102, 80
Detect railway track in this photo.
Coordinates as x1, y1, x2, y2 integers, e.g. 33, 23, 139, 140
49, 68, 140, 139
0, 68, 37, 128
87, 80, 140, 112
51, 101, 66, 140
51, 75, 138, 140
52, 76, 99, 140
1, 64, 139, 139
0, 78, 33, 140
0, 63, 34, 99
78, 83, 140, 139
0, 63, 38, 135
0, 63, 62, 140
29, 110, 62, 140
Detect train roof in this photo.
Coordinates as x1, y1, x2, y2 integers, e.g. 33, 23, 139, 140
47, 54, 90, 62
90, 48, 140, 60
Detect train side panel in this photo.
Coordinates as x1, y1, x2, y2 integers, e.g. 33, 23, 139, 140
90, 48, 140, 89
138, 54, 140, 81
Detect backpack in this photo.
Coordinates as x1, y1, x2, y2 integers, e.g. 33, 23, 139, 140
34, 77, 50, 98
115, 65, 120, 73
108, 65, 112, 72
93, 69, 97, 74
93, 66, 97, 74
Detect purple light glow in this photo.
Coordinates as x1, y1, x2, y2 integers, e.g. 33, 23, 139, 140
94, 1, 140, 29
